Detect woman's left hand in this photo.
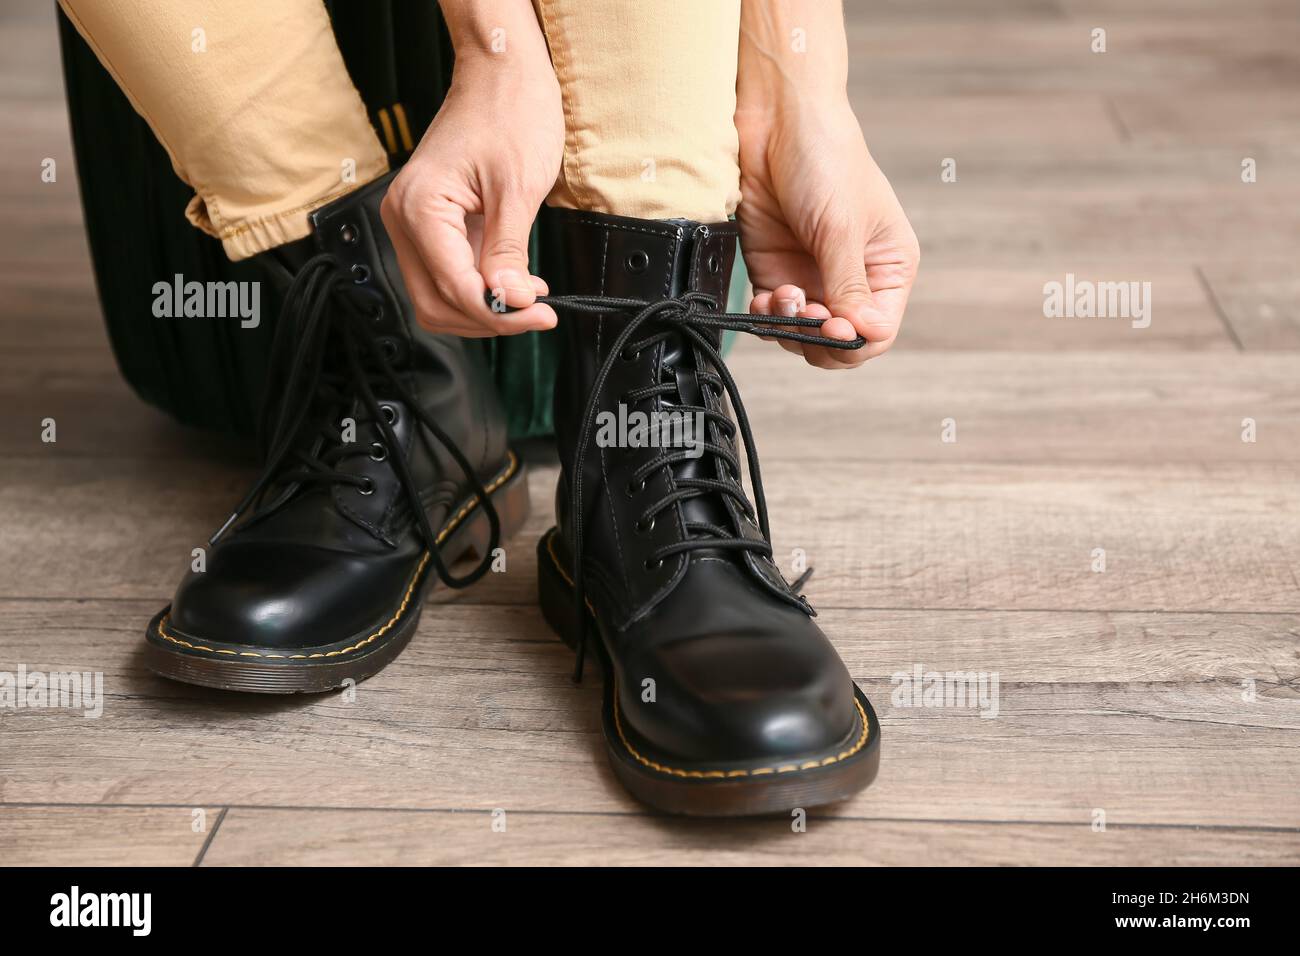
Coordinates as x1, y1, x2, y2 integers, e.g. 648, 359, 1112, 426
735, 98, 920, 369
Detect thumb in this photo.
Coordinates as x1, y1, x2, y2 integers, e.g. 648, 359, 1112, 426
479, 190, 539, 311
816, 231, 895, 344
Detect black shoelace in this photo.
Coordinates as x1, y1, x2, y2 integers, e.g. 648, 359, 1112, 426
533, 291, 866, 680
210, 254, 501, 589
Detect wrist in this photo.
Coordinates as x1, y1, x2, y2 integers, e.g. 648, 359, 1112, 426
736, 0, 849, 124
440, 0, 555, 87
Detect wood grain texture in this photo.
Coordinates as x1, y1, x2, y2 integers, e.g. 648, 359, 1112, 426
2, 601, 1297, 831
1, 0, 1298, 866
200, 809, 1300, 867
1197, 262, 1300, 351
0, 806, 221, 866
5, 453, 1298, 613
7, 347, 1299, 461
891, 264, 1230, 351
848, 17, 1300, 97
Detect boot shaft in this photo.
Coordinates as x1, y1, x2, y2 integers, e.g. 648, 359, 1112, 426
542, 209, 738, 486
539, 209, 810, 625
237, 173, 511, 545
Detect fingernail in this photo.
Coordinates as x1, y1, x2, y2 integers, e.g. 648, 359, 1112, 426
776, 298, 800, 318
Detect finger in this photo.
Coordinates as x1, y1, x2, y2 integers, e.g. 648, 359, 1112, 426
479, 189, 546, 315
815, 229, 897, 345
771, 283, 806, 318
748, 289, 803, 356
793, 302, 861, 366
383, 211, 463, 334
803, 349, 844, 371
422, 198, 553, 334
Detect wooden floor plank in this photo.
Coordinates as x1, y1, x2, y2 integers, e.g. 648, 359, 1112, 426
1111, 91, 1300, 147
855, 93, 1123, 150
763, 460, 1300, 614
9, 349, 1300, 460
0, 806, 221, 866
3, 0, 1298, 866
2, 600, 1297, 829
902, 189, 1298, 266
732, 348, 1300, 463
1197, 262, 1300, 350
200, 808, 1300, 866
5, 453, 1297, 613
897, 264, 1229, 351
849, 17, 1300, 97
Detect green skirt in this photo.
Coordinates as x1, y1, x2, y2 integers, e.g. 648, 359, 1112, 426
58, 1, 745, 441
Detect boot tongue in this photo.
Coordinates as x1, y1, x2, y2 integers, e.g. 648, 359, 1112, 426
652, 221, 741, 560
656, 311, 740, 558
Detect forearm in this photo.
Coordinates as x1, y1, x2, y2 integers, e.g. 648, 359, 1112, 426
737, 0, 849, 115
436, 0, 553, 76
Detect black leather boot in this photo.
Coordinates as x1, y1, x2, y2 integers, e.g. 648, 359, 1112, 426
144, 173, 528, 693
533, 210, 880, 815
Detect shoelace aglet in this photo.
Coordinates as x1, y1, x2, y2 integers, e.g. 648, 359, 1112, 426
209, 512, 240, 547
790, 566, 815, 593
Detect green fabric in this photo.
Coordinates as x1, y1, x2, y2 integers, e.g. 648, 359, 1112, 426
57, 1, 745, 440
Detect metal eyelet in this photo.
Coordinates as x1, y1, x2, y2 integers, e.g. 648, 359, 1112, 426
379, 339, 399, 361
626, 478, 645, 496
707, 253, 722, 275
351, 263, 370, 284
636, 516, 656, 534
625, 250, 649, 274
340, 223, 359, 245
369, 302, 384, 321
358, 478, 375, 496
380, 405, 397, 425
621, 348, 640, 363
369, 442, 387, 462
643, 557, 663, 571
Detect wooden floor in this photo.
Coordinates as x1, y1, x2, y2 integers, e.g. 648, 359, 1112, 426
2, 1, 1299, 865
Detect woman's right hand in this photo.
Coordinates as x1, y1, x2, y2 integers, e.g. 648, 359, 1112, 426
381, 44, 563, 337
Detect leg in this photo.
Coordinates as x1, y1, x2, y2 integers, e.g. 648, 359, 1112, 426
58, 0, 389, 259
533, 0, 742, 222
66, 4, 528, 689
532, 1, 879, 815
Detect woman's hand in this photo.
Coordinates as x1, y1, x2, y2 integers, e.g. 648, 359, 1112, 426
735, 0, 919, 368
381, 27, 562, 337
736, 100, 919, 369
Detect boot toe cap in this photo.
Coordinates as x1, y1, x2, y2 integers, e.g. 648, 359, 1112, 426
617, 619, 858, 765
167, 540, 412, 651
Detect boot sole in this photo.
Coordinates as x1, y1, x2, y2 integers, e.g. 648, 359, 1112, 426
143, 452, 529, 694
536, 527, 881, 817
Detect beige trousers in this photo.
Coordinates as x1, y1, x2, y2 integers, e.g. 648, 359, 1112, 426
58, 0, 741, 261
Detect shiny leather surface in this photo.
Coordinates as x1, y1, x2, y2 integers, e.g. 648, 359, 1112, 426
544, 208, 857, 762
169, 172, 510, 650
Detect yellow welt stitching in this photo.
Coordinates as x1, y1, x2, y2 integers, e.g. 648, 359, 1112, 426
157, 453, 518, 659
543, 529, 872, 780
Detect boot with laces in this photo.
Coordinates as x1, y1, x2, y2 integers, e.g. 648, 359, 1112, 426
533, 210, 880, 815
144, 173, 528, 693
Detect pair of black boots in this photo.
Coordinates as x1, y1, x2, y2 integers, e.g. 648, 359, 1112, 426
143, 174, 879, 816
